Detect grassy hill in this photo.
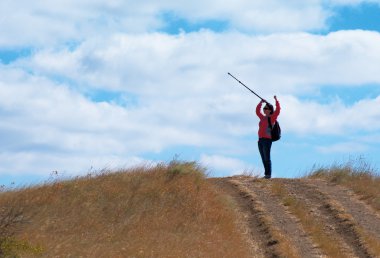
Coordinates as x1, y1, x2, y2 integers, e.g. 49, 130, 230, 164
1, 159, 379, 257
0, 161, 252, 257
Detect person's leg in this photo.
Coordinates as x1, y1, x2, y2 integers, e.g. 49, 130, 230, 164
258, 139, 265, 170
258, 139, 272, 177
261, 139, 272, 178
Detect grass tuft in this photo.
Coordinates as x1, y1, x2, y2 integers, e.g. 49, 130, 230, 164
306, 158, 380, 211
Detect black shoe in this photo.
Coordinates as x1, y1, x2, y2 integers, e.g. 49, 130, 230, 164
263, 175, 271, 179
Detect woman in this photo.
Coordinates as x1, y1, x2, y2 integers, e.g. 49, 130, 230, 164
256, 96, 280, 179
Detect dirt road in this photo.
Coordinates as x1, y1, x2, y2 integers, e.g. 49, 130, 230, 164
211, 177, 380, 258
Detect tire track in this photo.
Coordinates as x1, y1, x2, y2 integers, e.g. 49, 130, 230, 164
241, 178, 322, 258
280, 179, 374, 258
211, 178, 266, 258
210, 177, 380, 258
304, 179, 380, 257
305, 179, 380, 238
212, 177, 321, 258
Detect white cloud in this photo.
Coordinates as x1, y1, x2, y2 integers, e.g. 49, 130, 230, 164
1, 68, 219, 152
168, 0, 328, 32
2, 1, 380, 48
316, 141, 369, 153
18, 30, 380, 97
0, 0, 358, 47
2, 5, 380, 176
200, 154, 258, 176
0, 0, 164, 47
280, 95, 380, 135
14, 30, 380, 139
328, 0, 380, 5
0, 65, 239, 175
0, 150, 151, 176
3, 30, 380, 158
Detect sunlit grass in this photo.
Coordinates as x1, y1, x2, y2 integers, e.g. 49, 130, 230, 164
306, 158, 380, 211
0, 161, 251, 257
305, 159, 380, 256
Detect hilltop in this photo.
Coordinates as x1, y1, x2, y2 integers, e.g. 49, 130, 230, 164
0, 161, 379, 257
0, 161, 251, 257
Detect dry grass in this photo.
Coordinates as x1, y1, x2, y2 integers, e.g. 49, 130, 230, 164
0, 192, 43, 257
0, 161, 251, 257
360, 229, 380, 257
271, 181, 346, 258
305, 159, 380, 256
306, 158, 380, 212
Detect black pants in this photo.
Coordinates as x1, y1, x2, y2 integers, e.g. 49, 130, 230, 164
258, 138, 272, 177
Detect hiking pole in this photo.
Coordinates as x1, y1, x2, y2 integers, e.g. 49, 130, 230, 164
227, 72, 268, 104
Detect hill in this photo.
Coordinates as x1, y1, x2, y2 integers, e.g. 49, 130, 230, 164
0, 161, 379, 257
0, 161, 251, 257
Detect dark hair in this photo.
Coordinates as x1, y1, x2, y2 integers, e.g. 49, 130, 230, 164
264, 104, 274, 114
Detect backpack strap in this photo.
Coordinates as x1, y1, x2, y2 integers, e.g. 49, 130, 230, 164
267, 116, 273, 130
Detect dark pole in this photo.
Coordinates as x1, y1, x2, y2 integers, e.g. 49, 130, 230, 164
228, 72, 268, 104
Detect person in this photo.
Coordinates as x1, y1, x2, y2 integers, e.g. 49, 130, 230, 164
256, 96, 280, 179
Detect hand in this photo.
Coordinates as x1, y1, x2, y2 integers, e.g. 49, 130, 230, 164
274, 95, 278, 101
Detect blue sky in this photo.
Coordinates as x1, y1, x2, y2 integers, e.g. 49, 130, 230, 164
1, 1, 380, 187
328, 3, 380, 32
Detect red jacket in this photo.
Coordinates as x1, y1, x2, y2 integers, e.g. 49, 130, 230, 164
256, 100, 281, 139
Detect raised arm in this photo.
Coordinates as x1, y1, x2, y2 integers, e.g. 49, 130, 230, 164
271, 96, 281, 122
256, 100, 264, 119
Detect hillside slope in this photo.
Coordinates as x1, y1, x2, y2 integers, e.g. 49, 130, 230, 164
0, 162, 252, 257
1, 161, 379, 257
211, 176, 380, 258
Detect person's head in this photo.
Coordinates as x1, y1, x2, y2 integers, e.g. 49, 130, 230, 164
263, 103, 273, 115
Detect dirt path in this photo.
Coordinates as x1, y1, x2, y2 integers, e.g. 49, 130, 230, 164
305, 179, 380, 237
210, 176, 380, 258
211, 178, 266, 258
279, 179, 372, 258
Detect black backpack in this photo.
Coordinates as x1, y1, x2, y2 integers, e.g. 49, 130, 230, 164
268, 117, 281, 142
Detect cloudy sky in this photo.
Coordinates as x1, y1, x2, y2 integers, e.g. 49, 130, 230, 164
1, 1, 380, 185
